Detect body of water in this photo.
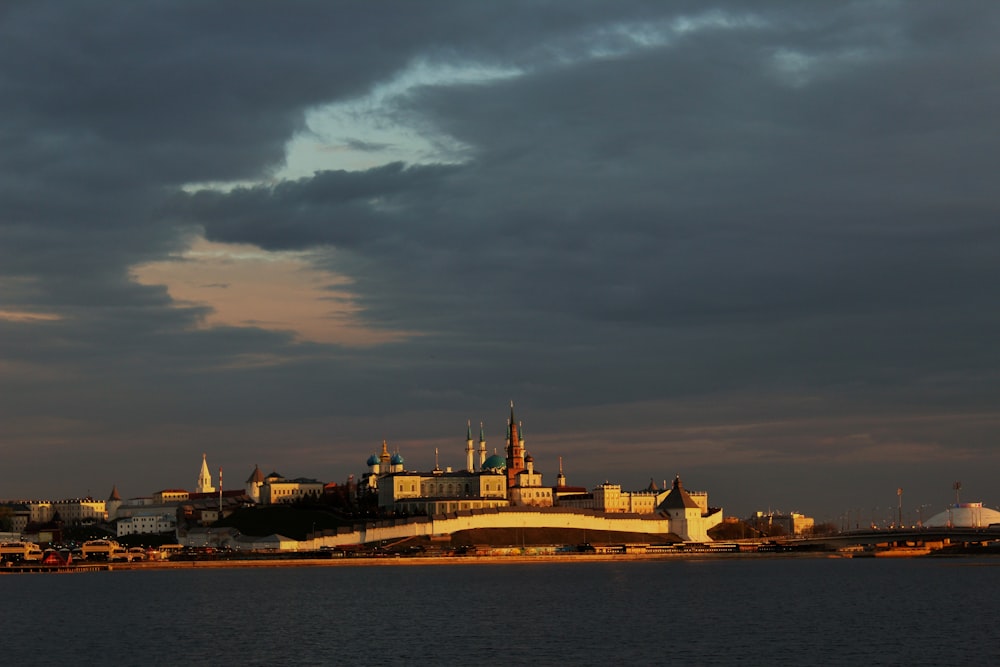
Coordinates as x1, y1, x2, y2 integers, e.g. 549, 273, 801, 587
3, 556, 998, 666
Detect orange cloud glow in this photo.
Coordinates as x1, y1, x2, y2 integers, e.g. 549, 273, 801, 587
0, 310, 61, 322
132, 237, 406, 346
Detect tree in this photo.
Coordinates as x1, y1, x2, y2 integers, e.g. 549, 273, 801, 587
0, 506, 13, 532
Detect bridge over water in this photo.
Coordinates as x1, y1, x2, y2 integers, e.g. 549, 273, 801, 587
777, 526, 1000, 551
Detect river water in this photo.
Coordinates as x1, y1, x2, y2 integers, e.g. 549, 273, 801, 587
3, 556, 998, 666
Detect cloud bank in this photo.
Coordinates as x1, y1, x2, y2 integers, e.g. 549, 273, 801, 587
2, 1, 999, 517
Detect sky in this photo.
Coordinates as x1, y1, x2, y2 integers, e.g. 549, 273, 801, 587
2, 1, 999, 523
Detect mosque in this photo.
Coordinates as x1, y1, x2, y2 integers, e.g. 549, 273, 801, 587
175, 403, 723, 547
358, 402, 724, 541
362, 403, 560, 514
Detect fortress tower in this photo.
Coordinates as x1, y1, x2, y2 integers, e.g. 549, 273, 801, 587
106, 485, 122, 521
246, 464, 265, 503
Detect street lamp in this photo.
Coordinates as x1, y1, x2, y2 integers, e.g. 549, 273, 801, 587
916, 504, 930, 528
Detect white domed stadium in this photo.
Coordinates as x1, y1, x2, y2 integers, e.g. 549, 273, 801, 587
923, 503, 1000, 528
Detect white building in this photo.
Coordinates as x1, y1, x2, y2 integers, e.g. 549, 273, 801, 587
116, 511, 177, 537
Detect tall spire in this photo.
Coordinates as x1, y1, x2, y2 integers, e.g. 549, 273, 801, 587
466, 419, 475, 472
478, 421, 487, 469
196, 453, 215, 494
380, 439, 391, 469
506, 401, 525, 489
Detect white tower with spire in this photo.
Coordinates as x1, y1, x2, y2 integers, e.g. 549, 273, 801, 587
196, 453, 216, 494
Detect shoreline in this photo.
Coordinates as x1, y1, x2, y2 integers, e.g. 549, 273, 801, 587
0, 550, 861, 573
6, 545, 993, 573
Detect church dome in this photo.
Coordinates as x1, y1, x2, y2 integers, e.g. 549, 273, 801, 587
482, 454, 506, 471
366, 454, 380, 467
390, 453, 404, 465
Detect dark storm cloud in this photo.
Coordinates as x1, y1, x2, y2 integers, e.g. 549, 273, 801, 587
2, 1, 999, 514
176, 3, 1000, 397
176, 162, 463, 250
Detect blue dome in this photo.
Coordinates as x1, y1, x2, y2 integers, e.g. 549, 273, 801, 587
366, 454, 379, 466
390, 453, 404, 465
482, 454, 506, 471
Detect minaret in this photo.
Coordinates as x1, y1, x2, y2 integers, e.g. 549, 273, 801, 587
466, 420, 475, 472
556, 456, 567, 487
196, 453, 215, 494
478, 422, 487, 469
506, 401, 526, 489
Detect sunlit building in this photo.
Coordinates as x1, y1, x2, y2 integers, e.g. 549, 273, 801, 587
558, 481, 667, 513
748, 511, 815, 536
257, 472, 324, 505
23, 498, 107, 525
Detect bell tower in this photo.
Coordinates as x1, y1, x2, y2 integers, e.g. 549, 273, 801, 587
506, 402, 526, 489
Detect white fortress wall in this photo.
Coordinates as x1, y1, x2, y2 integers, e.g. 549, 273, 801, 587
306, 508, 690, 550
